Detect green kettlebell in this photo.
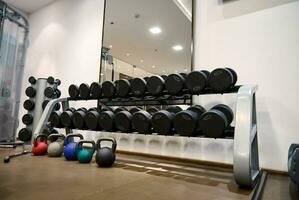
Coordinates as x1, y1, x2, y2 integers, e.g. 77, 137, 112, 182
47, 134, 65, 157
76, 140, 96, 163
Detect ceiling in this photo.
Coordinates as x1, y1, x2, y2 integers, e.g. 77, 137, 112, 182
3, 0, 57, 14
103, 0, 192, 75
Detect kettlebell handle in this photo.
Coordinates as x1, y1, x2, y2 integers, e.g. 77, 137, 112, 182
76, 140, 96, 151
34, 134, 48, 142
65, 133, 83, 142
96, 137, 117, 153
48, 134, 65, 143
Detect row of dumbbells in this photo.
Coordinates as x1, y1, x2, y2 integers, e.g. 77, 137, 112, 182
68, 68, 238, 99
18, 76, 61, 142
49, 104, 234, 138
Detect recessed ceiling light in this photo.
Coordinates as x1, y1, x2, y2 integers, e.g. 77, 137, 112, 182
149, 27, 162, 34
126, 53, 130, 57
152, 65, 156, 68
172, 45, 183, 51
109, 45, 113, 48
184, 68, 188, 72
140, 59, 144, 63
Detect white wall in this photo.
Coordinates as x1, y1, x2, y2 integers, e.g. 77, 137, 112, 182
18, 0, 105, 130
193, 0, 299, 171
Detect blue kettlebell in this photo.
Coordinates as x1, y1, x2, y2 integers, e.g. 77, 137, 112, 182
64, 133, 83, 160
76, 140, 96, 163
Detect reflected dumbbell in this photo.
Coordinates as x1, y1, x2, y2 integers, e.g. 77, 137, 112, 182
115, 79, 131, 97
165, 73, 187, 95
130, 77, 147, 97
102, 81, 116, 98
90, 82, 102, 99
208, 68, 237, 92
185, 70, 210, 94
146, 75, 167, 96
199, 104, 234, 138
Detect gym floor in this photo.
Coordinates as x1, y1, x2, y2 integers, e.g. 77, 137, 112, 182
0, 148, 296, 200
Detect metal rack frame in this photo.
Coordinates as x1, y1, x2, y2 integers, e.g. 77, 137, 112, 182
30, 85, 260, 188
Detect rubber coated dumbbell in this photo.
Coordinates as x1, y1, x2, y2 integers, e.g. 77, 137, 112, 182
165, 73, 187, 95
60, 107, 76, 128
84, 107, 102, 130
22, 114, 33, 125
98, 107, 127, 131
115, 79, 131, 97
42, 100, 61, 111
90, 82, 102, 99
288, 144, 299, 187
186, 70, 210, 94
114, 107, 141, 132
47, 76, 61, 85
199, 104, 234, 138
23, 99, 35, 111
68, 84, 79, 99
130, 77, 147, 97
71, 108, 88, 130
152, 106, 183, 135
102, 81, 116, 98
49, 111, 63, 128
28, 76, 36, 84
44, 87, 61, 98
25, 86, 36, 98
208, 68, 238, 92
146, 75, 167, 96
173, 105, 206, 136
18, 128, 32, 142
132, 107, 159, 134
79, 83, 90, 99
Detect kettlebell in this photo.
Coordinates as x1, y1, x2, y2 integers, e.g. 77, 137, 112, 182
95, 137, 117, 167
64, 133, 83, 161
47, 134, 65, 157
32, 134, 48, 156
76, 140, 96, 163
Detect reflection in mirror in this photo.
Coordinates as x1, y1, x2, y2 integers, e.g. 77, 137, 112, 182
101, 0, 192, 82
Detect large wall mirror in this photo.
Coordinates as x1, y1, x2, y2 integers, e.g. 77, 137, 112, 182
100, 0, 193, 82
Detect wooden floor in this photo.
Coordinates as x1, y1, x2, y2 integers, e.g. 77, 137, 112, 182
0, 147, 295, 200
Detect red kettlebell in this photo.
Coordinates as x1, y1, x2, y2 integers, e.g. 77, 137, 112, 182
32, 134, 48, 156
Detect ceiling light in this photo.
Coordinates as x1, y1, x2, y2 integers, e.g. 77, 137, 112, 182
126, 53, 130, 57
172, 45, 183, 51
184, 68, 188, 72
152, 65, 156, 69
140, 59, 144, 63
149, 27, 162, 34
109, 45, 112, 48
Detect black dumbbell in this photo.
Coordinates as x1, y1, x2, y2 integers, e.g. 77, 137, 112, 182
165, 73, 187, 95
42, 126, 59, 135
18, 128, 32, 141
114, 107, 142, 132
47, 76, 61, 85
90, 82, 102, 99
130, 78, 147, 97
115, 79, 131, 97
152, 106, 182, 135
25, 86, 36, 98
173, 105, 206, 136
146, 75, 165, 96
60, 107, 76, 128
115, 107, 128, 114
186, 70, 210, 94
28, 76, 36, 84
288, 144, 299, 187
79, 83, 90, 99
132, 110, 154, 134
98, 107, 126, 131
23, 99, 35, 111
68, 84, 79, 99
102, 81, 116, 98
72, 108, 88, 130
22, 114, 33, 125
208, 68, 238, 92
49, 111, 63, 128
42, 100, 60, 111
146, 107, 159, 115
44, 87, 61, 98
84, 108, 101, 130
199, 104, 234, 138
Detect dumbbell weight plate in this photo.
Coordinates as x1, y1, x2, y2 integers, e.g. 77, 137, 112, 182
152, 110, 174, 135
84, 110, 100, 130
49, 111, 62, 128
22, 114, 33, 125
23, 99, 35, 111
47, 76, 55, 84
79, 83, 90, 99
28, 76, 36, 84
72, 110, 86, 129
161, 75, 168, 80
199, 110, 228, 138
60, 110, 74, 128
165, 74, 185, 95
165, 106, 183, 114
186, 71, 209, 94
146, 107, 159, 115
55, 89, 61, 98
44, 87, 55, 98
208, 68, 234, 92
129, 107, 142, 114
115, 79, 131, 97
132, 110, 152, 134
68, 84, 79, 99
42, 100, 60, 111
146, 75, 165, 96
25, 86, 36, 97
114, 111, 133, 132
90, 82, 102, 99
18, 128, 32, 141
114, 107, 128, 114
225, 68, 238, 86
99, 111, 114, 131
212, 104, 234, 124
130, 78, 147, 97
102, 81, 115, 98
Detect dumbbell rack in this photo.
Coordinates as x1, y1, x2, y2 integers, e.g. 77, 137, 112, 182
29, 84, 260, 188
